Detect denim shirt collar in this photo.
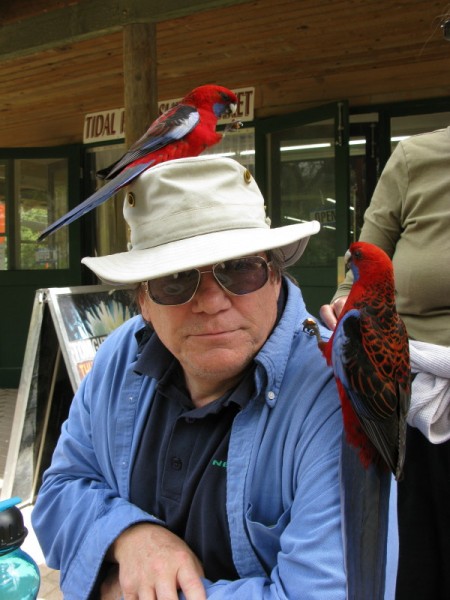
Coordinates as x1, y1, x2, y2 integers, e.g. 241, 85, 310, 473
254, 277, 309, 407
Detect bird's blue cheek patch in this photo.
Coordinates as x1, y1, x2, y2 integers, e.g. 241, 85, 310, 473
351, 264, 360, 282
213, 102, 226, 118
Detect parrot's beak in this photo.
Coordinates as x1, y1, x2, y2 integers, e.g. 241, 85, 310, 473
344, 248, 352, 267
344, 249, 353, 274
227, 102, 237, 116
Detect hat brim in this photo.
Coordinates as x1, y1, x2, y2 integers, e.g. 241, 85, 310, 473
82, 220, 320, 285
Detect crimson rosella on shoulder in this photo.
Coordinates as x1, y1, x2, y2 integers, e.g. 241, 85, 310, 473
38, 84, 240, 240
303, 241, 411, 599
304, 241, 411, 479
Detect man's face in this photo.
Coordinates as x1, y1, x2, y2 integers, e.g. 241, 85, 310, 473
139, 258, 282, 404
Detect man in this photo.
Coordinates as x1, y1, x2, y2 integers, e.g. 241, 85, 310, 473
32, 156, 346, 599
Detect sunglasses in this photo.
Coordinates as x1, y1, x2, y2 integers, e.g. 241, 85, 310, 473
143, 256, 271, 306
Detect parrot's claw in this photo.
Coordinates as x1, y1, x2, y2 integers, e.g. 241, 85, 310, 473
302, 318, 321, 339
224, 120, 243, 133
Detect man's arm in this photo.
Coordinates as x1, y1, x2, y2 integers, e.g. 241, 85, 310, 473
32, 319, 174, 597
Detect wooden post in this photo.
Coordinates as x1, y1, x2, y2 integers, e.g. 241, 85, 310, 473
112, 22, 158, 252
123, 22, 158, 146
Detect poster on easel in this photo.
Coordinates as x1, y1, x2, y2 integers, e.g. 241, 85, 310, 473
1, 285, 137, 505
46, 286, 136, 391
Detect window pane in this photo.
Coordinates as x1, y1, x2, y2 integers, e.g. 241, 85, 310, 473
86, 144, 126, 257
390, 112, 450, 150
277, 120, 336, 268
203, 126, 255, 172
12, 158, 69, 270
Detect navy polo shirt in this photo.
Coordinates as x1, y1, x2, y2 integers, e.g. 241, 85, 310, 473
130, 328, 255, 581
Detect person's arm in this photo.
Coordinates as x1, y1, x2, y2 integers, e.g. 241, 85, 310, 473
32, 319, 204, 599
358, 141, 407, 257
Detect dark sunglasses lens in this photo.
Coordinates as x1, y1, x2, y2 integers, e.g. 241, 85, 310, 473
214, 257, 268, 295
147, 270, 199, 305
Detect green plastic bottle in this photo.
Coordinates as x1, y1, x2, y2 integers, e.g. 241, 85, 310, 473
0, 497, 40, 599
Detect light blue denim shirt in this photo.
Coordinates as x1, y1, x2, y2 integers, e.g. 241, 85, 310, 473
32, 278, 347, 599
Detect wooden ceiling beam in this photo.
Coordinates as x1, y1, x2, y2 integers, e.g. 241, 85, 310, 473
0, 0, 252, 61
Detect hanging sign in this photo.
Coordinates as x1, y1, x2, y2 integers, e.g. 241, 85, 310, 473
157, 87, 255, 124
83, 87, 255, 143
310, 208, 336, 227
83, 108, 125, 143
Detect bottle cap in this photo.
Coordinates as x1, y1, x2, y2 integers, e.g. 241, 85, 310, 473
0, 497, 28, 551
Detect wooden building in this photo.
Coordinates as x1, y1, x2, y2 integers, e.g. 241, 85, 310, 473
1, 0, 450, 387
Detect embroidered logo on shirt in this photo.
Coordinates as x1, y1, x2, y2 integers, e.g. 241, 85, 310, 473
211, 459, 227, 468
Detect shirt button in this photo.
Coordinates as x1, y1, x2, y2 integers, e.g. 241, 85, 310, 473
171, 457, 183, 470
267, 391, 275, 400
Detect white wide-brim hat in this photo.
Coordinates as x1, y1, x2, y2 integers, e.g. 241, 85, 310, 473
82, 155, 320, 284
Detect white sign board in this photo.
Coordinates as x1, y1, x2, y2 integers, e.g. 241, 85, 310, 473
1, 286, 137, 504
83, 87, 255, 143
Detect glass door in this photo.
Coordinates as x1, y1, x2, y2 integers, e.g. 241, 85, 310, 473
256, 102, 350, 316
0, 146, 82, 386
349, 118, 381, 242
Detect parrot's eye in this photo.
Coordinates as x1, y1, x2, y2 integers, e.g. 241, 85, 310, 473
354, 250, 363, 261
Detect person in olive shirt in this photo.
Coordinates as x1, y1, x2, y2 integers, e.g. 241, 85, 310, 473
321, 127, 450, 600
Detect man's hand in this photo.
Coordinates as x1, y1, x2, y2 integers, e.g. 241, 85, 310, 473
319, 297, 348, 330
101, 523, 206, 600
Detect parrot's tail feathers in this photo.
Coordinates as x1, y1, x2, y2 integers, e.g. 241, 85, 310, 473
340, 434, 391, 600
347, 414, 395, 476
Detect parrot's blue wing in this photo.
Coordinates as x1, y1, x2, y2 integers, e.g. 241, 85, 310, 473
37, 161, 151, 241
134, 104, 200, 153
98, 105, 200, 180
331, 309, 364, 405
333, 309, 392, 419
333, 308, 401, 477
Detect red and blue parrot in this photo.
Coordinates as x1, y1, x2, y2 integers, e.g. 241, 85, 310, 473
304, 241, 411, 479
38, 84, 240, 240
303, 241, 411, 599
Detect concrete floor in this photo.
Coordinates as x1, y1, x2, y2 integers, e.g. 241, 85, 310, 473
0, 388, 62, 600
